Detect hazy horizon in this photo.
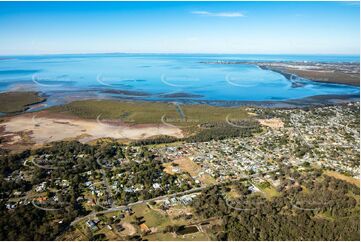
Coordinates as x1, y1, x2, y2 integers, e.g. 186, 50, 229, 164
1, 52, 361, 57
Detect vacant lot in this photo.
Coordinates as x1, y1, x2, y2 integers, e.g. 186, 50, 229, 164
131, 204, 170, 228
258, 118, 284, 128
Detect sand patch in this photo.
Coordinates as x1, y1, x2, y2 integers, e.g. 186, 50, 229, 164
0, 113, 183, 146
119, 222, 136, 236
258, 118, 284, 128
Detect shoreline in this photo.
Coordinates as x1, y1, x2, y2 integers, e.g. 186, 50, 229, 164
15, 92, 361, 113
0, 90, 359, 118
145, 93, 360, 108
201, 61, 360, 87
258, 65, 360, 87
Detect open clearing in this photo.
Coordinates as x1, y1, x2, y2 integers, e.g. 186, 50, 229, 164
164, 157, 216, 186
131, 204, 170, 228
257, 118, 284, 128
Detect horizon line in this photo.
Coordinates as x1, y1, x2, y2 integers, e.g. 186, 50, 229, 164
0, 52, 360, 57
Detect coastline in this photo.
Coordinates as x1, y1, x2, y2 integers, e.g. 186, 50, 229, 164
201, 61, 360, 87
32, 92, 361, 110
258, 65, 360, 87
151, 93, 360, 108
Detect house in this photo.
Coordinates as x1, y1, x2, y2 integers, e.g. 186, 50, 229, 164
35, 182, 47, 192
124, 187, 134, 193
61, 180, 70, 187
152, 183, 161, 189
6, 203, 17, 210
13, 191, 22, 196
163, 199, 171, 207
170, 197, 178, 205
248, 185, 260, 193
179, 195, 193, 205
86, 220, 98, 230
172, 166, 180, 173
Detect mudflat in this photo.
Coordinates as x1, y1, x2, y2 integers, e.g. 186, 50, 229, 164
0, 111, 183, 146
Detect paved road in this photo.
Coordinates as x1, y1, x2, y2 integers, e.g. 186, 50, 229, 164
70, 186, 205, 226
69, 168, 279, 227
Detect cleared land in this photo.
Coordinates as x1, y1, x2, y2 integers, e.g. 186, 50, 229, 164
0, 92, 45, 113
164, 157, 216, 186
257, 118, 284, 128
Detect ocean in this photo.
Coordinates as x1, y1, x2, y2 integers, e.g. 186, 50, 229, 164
0, 53, 359, 106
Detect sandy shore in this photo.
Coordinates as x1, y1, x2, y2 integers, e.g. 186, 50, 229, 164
0, 112, 183, 147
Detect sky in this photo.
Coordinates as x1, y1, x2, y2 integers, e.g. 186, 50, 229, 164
0, 1, 359, 55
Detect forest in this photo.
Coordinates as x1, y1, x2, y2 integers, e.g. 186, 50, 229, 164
192, 169, 360, 241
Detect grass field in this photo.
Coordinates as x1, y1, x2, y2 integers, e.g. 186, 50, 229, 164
48, 99, 248, 127
131, 204, 170, 228
262, 186, 280, 199
0, 92, 45, 113
255, 180, 280, 199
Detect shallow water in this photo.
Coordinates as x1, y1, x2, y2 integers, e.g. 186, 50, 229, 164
0, 54, 359, 105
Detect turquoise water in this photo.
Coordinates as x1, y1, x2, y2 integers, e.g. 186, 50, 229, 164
0, 54, 359, 103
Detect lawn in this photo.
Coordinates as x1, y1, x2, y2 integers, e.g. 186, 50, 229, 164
131, 204, 170, 228
255, 181, 280, 199
262, 186, 280, 199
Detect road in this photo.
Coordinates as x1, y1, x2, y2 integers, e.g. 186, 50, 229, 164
69, 168, 279, 227
70, 186, 205, 226
173, 102, 186, 121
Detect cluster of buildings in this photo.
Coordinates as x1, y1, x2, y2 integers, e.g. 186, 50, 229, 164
153, 103, 360, 183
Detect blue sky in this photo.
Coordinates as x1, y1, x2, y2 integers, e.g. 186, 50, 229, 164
0, 1, 359, 55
